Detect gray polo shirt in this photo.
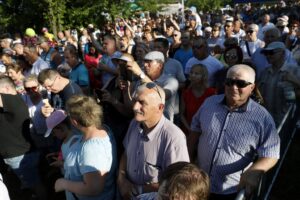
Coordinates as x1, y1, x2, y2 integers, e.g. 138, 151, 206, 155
123, 116, 189, 185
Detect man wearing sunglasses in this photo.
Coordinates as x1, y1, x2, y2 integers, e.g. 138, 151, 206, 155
188, 64, 280, 200
251, 27, 297, 79
258, 41, 300, 126
240, 24, 264, 62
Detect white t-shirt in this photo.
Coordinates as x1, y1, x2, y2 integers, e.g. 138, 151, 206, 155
240, 39, 265, 60
0, 174, 10, 200
185, 55, 224, 86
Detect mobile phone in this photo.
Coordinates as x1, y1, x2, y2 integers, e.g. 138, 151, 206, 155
119, 63, 128, 81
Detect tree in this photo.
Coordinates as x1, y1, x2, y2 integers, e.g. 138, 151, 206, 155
186, 0, 232, 12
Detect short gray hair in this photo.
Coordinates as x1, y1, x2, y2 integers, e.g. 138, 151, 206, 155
227, 64, 256, 83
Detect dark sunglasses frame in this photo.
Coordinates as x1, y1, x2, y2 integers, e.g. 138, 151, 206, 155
24, 86, 39, 92
146, 82, 162, 101
262, 49, 283, 56
225, 78, 252, 88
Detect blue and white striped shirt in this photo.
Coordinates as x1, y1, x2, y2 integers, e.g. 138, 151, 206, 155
191, 94, 280, 194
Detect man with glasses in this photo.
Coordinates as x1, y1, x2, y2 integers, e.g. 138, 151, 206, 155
38, 68, 82, 117
258, 41, 300, 126
251, 27, 297, 79
240, 24, 264, 62
185, 36, 223, 87
117, 83, 189, 199
188, 64, 280, 200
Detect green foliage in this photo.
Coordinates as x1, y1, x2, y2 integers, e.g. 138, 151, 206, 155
186, 0, 232, 11
0, 0, 233, 34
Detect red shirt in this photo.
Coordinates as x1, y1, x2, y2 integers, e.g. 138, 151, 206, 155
182, 87, 216, 125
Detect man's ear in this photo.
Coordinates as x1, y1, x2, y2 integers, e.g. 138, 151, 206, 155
250, 83, 256, 92
158, 103, 165, 111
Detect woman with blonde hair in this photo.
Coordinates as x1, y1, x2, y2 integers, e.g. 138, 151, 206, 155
54, 95, 117, 200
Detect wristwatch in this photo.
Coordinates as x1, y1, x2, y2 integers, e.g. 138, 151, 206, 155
139, 72, 146, 80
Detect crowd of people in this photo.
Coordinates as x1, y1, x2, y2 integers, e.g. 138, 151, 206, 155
0, 1, 300, 200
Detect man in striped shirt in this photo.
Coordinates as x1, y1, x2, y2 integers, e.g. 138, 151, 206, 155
188, 64, 280, 200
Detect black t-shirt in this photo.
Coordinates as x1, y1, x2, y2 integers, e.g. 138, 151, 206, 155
51, 81, 82, 110
0, 94, 31, 158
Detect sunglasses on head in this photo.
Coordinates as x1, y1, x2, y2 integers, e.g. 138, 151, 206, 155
225, 78, 252, 88
146, 82, 162, 101
25, 86, 39, 93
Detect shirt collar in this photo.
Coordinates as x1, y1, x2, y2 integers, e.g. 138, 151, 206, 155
138, 116, 166, 141
218, 94, 253, 112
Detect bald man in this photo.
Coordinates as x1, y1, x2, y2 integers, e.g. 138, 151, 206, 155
117, 83, 189, 199
188, 65, 280, 200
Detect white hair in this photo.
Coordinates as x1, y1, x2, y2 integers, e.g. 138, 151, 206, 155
227, 64, 256, 83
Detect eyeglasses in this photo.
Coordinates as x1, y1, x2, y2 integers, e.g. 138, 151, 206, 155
146, 82, 162, 101
45, 76, 58, 89
225, 78, 252, 88
225, 54, 237, 60
262, 50, 282, 56
24, 86, 39, 93
246, 30, 254, 34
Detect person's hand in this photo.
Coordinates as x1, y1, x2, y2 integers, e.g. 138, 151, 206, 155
238, 170, 264, 198
41, 99, 54, 117
54, 178, 67, 192
117, 175, 134, 200
126, 61, 142, 76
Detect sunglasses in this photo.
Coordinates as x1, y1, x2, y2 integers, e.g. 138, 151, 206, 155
277, 26, 285, 29
25, 86, 39, 93
173, 34, 178, 37
225, 78, 252, 88
225, 54, 237, 60
246, 30, 254, 34
262, 50, 282, 56
146, 82, 162, 101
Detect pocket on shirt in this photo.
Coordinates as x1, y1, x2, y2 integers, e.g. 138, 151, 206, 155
144, 162, 161, 183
